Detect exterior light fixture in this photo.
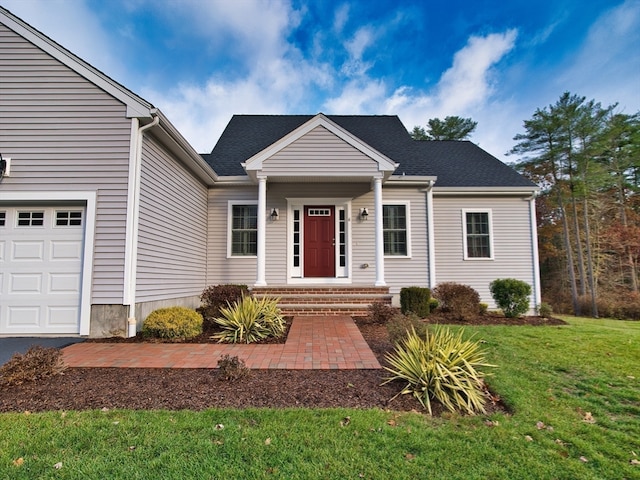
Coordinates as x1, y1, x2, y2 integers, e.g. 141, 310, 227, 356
270, 208, 279, 221
0, 153, 6, 179
359, 207, 369, 221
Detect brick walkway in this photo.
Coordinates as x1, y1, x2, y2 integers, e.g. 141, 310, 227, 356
62, 316, 381, 370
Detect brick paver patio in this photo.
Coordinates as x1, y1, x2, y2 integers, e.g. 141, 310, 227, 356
62, 316, 381, 370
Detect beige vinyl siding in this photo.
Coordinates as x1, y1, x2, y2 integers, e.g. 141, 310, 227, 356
206, 182, 429, 290
136, 135, 208, 301
381, 188, 429, 294
433, 195, 535, 308
261, 126, 380, 176
207, 186, 258, 285
0, 24, 132, 304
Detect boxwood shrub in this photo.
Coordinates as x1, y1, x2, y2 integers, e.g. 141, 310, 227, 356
400, 286, 431, 318
490, 278, 532, 318
142, 306, 203, 340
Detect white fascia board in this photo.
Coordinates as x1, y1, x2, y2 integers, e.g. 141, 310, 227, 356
243, 113, 399, 173
212, 176, 255, 186
1, 8, 153, 119
433, 186, 540, 196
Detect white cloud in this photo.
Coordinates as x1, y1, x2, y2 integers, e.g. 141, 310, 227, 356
341, 26, 376, 76
333, 4, 349, 33
324, 30, 518, 140
323, 80, 387, 114
157, 0, 299, 67
555, 0, 640, 112
435, 30, 518, 114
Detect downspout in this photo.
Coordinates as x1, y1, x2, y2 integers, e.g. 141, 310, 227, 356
124, 111, 159, 337
528, 192, 542, 312
425, 180, 437, 289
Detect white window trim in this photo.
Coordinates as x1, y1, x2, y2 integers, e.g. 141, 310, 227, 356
227, 200, 259, 258
286, 197, 352, 284
462, 209, 494, 261
0, 191, 96, 336
383, 201, 412, 258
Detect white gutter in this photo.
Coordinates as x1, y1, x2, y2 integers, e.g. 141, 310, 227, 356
123, 111, 159, 337
433, 186, 540, 196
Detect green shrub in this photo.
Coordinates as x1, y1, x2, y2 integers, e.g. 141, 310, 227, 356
366, 302, 398, 325
383, 327, 494, 415
400, 287, 431, 318
217, 354, 250, 381
0, 346, 67, 386
479, 303, 488, 315
387, 312, 428, 345
433, 282, 481, 321
142, 307, 203, 340
537, 302, 553, 318
200, 284, 249, 328
490, 278, 532, 318
213, 296, 285, 344
428, 298, 439, 311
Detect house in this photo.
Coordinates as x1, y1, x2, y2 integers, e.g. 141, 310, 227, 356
0, 7, 541, 338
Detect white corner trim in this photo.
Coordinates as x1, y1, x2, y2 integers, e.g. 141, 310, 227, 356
529, 197, 542, 307
0, 191, 96, 336
426, 183, 437, 288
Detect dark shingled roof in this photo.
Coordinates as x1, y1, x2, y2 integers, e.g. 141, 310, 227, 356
202, 114, 535, 188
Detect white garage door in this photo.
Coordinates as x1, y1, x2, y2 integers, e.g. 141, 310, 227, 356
0, 206, 85, 334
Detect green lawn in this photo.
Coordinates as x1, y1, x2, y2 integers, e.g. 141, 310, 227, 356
1, 316, 638, 479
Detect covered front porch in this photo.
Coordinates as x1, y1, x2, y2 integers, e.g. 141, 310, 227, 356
206, 114, 436, 301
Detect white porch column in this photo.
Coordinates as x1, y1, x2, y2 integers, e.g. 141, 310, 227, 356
373, 177, 386, 286
256, 176, 267, 286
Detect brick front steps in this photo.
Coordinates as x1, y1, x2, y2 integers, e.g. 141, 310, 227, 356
251, 286, 392, 316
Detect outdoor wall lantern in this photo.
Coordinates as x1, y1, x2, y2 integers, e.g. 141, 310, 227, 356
359, 207, 369, 221
270, 208, 279, 221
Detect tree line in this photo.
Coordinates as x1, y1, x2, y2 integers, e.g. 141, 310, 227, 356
413, 94, 640, 319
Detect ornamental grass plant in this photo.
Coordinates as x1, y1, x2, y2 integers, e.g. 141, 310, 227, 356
384, 326, 494, 415
212, 296, 285, 343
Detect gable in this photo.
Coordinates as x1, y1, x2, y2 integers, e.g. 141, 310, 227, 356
259, 125, 381, 178
0, 7, 152, 118
241, 114, 398, 182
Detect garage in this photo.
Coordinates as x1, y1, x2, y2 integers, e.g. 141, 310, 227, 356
0, 205, 86, 335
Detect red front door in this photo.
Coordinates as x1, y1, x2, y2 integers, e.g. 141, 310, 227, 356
304, 206, 335, 277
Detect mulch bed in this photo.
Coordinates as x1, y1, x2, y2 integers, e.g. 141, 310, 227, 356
0, 315, 565, 414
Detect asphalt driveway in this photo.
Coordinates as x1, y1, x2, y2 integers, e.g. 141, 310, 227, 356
0, 337, 85, 366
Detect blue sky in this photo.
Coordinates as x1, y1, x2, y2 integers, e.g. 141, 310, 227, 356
2, 0, 639, 160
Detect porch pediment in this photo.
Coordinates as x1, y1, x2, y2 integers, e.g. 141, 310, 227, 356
242, 114, 399, 182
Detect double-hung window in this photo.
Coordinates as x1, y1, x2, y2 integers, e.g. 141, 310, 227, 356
383, 204, 410, 256
229, 204, 258, 256
463, 210, 493, 259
